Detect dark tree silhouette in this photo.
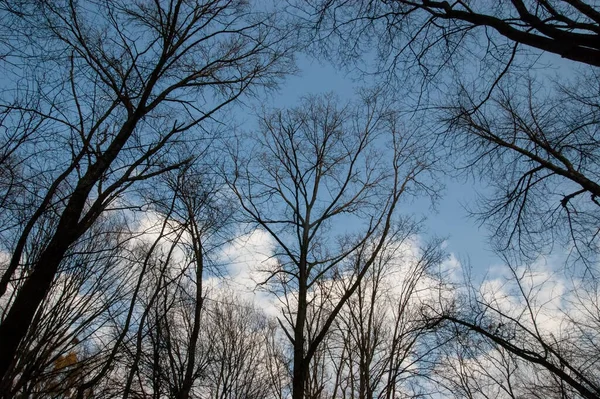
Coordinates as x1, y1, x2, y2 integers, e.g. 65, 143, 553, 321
228, 93, 438, 399
0, 0, 292, 386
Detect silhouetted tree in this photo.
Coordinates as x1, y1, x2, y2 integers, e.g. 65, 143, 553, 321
229, 92, 438, 399
0, 0, 293, 387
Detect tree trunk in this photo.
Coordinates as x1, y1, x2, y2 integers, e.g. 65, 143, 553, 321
0, 117, 138, 384
292, 260, 308, 399
0, 211, 79, 386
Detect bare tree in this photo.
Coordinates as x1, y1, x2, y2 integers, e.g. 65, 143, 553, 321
228, 92, 438, 399
429, 257, 600, 399
307, 3, 600, 397
71, 196, 188, 399
123, 160, 236, 399
0, 0, 293, 383
202, 294, 281, 399
444, 75, 600, 263
321, 226, 447, 399
126, 287, 283, 399
306, 0, 600, 261
307, 1, 600, 78
0, 212, 133, 398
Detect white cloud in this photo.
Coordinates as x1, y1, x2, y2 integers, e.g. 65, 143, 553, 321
211, 227, 280, 316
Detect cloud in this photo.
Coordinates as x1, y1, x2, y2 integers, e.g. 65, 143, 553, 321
211, 227, 280, 317
433, 253, 600, 397
211, 227, 454, 325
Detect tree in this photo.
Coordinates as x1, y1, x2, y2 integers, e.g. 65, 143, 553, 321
0, 0, 293, 383
322, 228, 447, 399
228, 92, 438, 399
428, 75, 600, 395
307, 1, 600, 396
201, 294, 282, 399
0, 212, 132, 398
431, 257, 600, 399
308, 1, 600, 75
118, 160, 236, 399
444, 75, 600, 263
394, 0, 600, 66
307, 0, 600, 261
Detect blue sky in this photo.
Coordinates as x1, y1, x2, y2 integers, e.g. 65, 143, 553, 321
256, 54, 502, 274
242, 41, 585, 278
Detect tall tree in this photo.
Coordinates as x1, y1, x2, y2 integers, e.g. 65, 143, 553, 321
0, 213, 131, 398
0, 0, 293, 383
307, 0, 600, 261
308, 1, 600, 395
308, 1, 600, 75
327, 233, 446, 399
120, 160, 236, 399
228, 93, 438, 399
